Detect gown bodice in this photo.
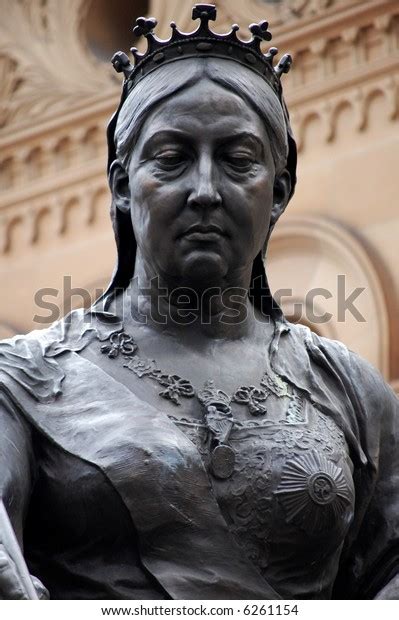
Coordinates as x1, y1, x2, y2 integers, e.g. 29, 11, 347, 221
169, 393, 354, 598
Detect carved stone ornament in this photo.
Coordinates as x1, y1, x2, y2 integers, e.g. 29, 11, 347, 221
220, 0, 340, 30
0, 0, 115, 131
286, 0, 334, 19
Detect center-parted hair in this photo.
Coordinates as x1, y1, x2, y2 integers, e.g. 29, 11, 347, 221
114, 57, 289, 176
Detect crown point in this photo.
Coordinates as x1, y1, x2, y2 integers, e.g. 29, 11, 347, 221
232, 24, 239, 32
249, 21, 272, 42
192, 4, 217, 22
133, 16, 157, 37
275, 53, 293, 77
265, 46, 279, 62
170, 21, 177, 29
111, 51, 133, 78
130, 47, 142, 63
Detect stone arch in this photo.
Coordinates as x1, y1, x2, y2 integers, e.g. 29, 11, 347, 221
267, 215, 391, 378
299, 111, 324, 152
33, 206, 55, 244
5, 216, 27, 254
61, 196, 84, 236
330, 98, 356, 141
53, 136, 73, 171
25, 146, 44, 180
0, 156, 16, 190
81, 125, 103, 161
89, 186, 111, 226
364, 86, 390, 130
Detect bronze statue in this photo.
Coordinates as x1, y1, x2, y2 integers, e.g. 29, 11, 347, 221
0, 4, 398, 600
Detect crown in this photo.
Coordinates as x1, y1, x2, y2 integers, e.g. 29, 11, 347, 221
111, 3, 292, 96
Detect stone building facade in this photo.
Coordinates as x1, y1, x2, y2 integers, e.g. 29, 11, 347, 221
0, 0, 398, 392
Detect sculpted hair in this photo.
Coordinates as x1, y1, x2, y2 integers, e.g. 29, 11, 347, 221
114, 57, 289, 175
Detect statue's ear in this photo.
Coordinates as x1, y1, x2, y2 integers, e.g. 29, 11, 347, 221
270, 169, 291, 227
108, 160, 131, 214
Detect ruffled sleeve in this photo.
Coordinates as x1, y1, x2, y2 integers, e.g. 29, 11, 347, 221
0, 308, 123, 403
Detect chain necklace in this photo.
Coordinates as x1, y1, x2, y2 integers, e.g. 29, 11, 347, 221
101, 330, 294, 479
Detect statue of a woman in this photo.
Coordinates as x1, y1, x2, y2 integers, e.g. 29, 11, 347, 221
0, 4, 398, 600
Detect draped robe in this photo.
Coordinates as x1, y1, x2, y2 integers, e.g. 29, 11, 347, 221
0, 308, 398, 599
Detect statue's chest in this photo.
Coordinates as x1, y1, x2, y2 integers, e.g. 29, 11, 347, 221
170, 399, 354, 574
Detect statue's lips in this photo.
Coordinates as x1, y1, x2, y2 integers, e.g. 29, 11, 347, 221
179, 225, 227, 242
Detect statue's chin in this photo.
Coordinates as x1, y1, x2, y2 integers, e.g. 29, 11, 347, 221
180, 251, 228, 289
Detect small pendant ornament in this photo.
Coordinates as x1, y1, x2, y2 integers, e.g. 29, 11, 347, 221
198, 381, 235, 479
210, 444, 236, 480
203, 403, 234, 443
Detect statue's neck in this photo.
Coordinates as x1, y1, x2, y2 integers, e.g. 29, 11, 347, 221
122, 254, 263, 340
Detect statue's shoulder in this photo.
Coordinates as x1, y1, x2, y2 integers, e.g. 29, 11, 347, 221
0, 318, 66, 403
286, 320, 397, 411
0, 308, 122, 403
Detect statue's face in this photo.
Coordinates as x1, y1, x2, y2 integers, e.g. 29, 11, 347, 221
123, 78, 285, 286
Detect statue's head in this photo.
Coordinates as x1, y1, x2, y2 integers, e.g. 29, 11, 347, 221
106, 4, 297, 312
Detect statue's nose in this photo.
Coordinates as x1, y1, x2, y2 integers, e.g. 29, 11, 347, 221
187, 157, 222, 209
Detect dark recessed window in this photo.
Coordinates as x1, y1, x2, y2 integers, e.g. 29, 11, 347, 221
83, 0, 149, 63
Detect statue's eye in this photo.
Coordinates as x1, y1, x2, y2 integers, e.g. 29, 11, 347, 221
155, 150, 186, 168
223, 152, 254, 171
